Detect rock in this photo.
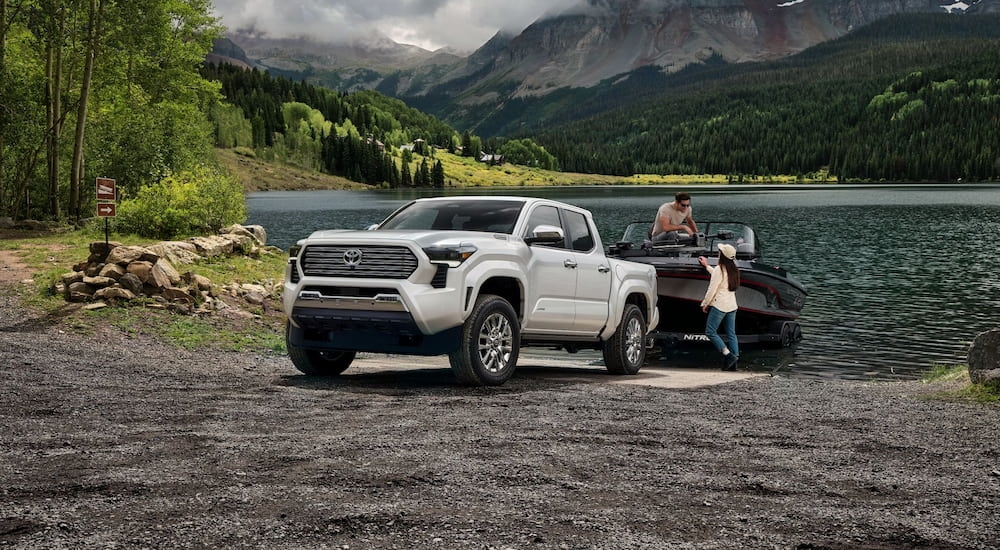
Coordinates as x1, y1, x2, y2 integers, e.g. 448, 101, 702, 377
67, 281, 93, 295
67, 292, 91, 303
152, 259, 181, 287
107, 245, 159, 266
167, 302, 192, 315
147, 241, 201, 266
221, 224, 268, 247
218, 233, 254, 254
56, 225, 272, 316
240, 283, 269, 296
82, 301, 107, 311
127, 261, 154, 283
82, 276, 116, 288
88, 241, 122, 263
967, 329, 1000, 389
67, 281, 94, 302
182, 272, 213, 292
61, 272, 84, 286
244, 291, 265, 306
245, 225, 267, 246
0, 217, 13, 229
98, 263, 126, 280
221, 224, 256, 241
94, 287, 137, 301
161, 287, 194, 304
118, 273, 144, 295
188, 235, 233, 257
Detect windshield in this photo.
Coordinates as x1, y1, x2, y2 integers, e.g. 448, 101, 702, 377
378, 199, 525, 234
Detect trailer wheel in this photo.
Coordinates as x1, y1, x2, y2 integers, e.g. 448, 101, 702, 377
777, 322, 794, 348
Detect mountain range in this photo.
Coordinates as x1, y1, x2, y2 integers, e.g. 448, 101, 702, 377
209, 0, 1000, 134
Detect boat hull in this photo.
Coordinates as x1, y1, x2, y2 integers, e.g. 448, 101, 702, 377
626, 256, 807, 346
609, 220, 807, 347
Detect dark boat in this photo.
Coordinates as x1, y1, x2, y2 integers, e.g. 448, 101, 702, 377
607, 221, 807, 347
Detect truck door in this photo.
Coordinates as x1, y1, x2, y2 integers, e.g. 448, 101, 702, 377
521, 205, 578, 334
561, 209, 612, 333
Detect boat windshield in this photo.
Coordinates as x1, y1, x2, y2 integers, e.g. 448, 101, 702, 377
703, 222, 759, 258
617, 221, 760, 258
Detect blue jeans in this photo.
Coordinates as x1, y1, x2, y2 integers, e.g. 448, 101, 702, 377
705, 307, 738, 357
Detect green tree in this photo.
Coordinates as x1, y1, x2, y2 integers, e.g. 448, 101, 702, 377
401, 157, 412, 187
0, 0, 222, 221
414, 157, 429, 187
116, 164, 246, 239
499, 138, 558, 170
432, 159, 444, 188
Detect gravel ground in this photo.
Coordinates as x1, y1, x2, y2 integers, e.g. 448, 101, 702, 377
1, 287, 999, 549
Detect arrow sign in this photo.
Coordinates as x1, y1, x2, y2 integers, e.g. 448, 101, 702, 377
97, 203, 117, 217
96, 177, 116, 201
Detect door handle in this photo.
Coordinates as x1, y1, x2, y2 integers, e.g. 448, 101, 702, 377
564, 259, 578, 268
598, 265, 611, 273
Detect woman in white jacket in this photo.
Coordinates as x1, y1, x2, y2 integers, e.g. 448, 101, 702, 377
698, 243, 741, 370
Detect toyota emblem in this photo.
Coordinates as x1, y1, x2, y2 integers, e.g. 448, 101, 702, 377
343, 249, 363, 267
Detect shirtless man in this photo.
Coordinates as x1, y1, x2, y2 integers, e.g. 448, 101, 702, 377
651, 192, 697, 242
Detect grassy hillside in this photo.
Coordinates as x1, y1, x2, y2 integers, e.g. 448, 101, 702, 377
215, 148, 368, 192
219, 146, 833, 192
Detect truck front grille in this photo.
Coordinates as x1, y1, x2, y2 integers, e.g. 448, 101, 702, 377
300, 245, 418, 279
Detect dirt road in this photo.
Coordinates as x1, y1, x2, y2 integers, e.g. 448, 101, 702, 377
1, 288, 999, 549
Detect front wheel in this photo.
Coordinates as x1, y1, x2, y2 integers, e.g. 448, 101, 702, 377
286, 322, 356, 376
603, 304, 646, 375
449, 294, 520, 386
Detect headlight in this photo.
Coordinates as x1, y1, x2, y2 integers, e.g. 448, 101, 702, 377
289, 244, 302, 258
423, 244, 478, 267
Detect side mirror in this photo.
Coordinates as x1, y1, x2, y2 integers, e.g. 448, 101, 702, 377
524, 224, 565, 245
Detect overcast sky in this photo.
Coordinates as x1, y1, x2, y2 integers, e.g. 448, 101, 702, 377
210, 0, 582, 52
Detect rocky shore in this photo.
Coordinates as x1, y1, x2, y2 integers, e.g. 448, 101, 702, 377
1, 286, 999, 549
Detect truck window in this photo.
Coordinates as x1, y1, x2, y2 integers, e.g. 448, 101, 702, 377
563, 210, 595, 252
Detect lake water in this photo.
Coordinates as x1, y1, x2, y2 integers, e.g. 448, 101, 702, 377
247, 184, 1000, 381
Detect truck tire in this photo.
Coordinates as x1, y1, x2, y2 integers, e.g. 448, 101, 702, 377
286, 322, 356, 376
603, 303, 646, 375
449, 294, 520, 386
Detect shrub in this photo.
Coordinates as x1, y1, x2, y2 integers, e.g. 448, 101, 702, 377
117, 165, 247, 239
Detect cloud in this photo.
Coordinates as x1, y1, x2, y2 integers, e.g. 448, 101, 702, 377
211, 0, 580, 52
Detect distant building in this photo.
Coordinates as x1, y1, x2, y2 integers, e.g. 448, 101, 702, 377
480, 153, 504, 165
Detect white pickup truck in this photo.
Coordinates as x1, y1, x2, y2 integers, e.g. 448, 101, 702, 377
283, 196, 659, 386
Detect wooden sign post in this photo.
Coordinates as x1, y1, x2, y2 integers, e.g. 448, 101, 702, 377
96, 178, 117, 245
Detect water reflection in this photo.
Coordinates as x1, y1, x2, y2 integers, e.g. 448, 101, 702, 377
248, 185, 1000, 381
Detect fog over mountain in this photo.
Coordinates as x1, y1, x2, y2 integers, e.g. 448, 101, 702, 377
211, 0, 579, 52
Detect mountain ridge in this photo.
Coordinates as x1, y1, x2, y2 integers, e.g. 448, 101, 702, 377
212, 0, 998, 133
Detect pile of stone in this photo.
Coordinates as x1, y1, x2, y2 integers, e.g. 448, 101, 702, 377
55, 224, 280, 314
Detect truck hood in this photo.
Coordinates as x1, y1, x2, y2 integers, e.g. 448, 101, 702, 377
304, 229, 514, 247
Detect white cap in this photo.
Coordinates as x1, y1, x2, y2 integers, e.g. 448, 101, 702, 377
718, 243, 736, 259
